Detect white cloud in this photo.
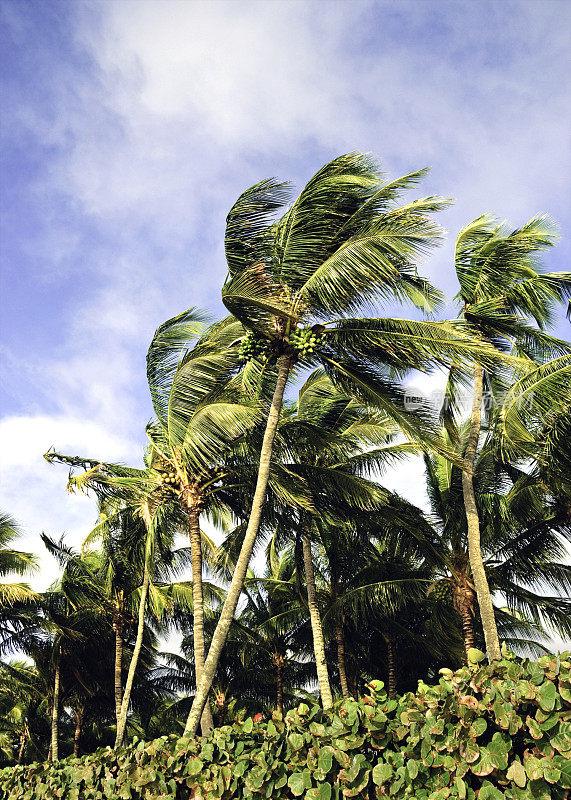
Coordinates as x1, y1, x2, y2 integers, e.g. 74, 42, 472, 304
0, 415, 140, 588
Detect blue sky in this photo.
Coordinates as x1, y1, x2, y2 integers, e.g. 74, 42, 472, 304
1, 0, 570, 615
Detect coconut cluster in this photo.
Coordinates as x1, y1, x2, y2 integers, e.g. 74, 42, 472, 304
157, 470, 181, 499
238, 332, 269, 363
289, 327, 325, 359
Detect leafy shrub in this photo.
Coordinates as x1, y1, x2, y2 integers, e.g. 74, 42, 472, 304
1, 650, 569, 799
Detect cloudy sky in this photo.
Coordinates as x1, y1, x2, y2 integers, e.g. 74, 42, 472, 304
1, 0, 570, 626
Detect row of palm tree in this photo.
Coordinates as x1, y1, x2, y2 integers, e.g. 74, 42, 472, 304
1, 153, 569, 760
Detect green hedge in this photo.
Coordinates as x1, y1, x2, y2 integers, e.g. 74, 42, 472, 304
1, 649, 569, 799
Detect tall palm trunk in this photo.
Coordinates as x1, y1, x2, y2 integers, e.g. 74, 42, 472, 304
73, 706, 84, 757
461, 362, 501, 661
50, 647, 61, 761
114, 566, 150, 748
187, 502, 214, 735
385, 634, 397, 699
302, 531, 334, 710
113, 615, 123, 725
335, 619, 350, 698
184, 353, 291, 737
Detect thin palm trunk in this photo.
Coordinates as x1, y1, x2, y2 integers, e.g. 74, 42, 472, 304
302, 531, 334, 710
50, 647, 61, 761
273, 652, 284, 715
335, 619, 350, 698
73, 706, 84, 757
184, 353, 291, 737
461, 362, 501, 661
187, 503, 214, 735
386, 634, 397, 698
17, 732, 26, 764
114, 566, 150, 748
113, 618, 123, 725
460, 603, 476, 659
453, 576, 476, 661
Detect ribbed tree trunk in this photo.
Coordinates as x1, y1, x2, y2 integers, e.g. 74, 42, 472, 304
113, 616, 123, 725
273, 652, 284, 715
184, 353, 291, 737
17, 732, 26, 764
50, 648, 61, 761
386, 634, 397, 699
73, 707, 84, 757
187, 502, 214, 735
114, 566, 150, 748
462, 362, 501, 661
302, 531, 334, 710
335, 619, 350, 698
460, 603, 476, 659
452, 574, 476, 662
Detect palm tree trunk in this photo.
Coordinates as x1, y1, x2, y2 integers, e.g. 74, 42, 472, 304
17, 732, 26, 764
302, 531, 334, 710
184, 353, 291, 737
460, 603, 476, 660
273, 652, 284, 715
461, 362, 501, 661
453, 575, 476, 661
113, 618, 123, 725
386, 634, 397, 698
187, 503, 214, 736
73, 706, 84, 757
335, 619, 350, 698
114, 566, 150, 748
50, 647, 61, 761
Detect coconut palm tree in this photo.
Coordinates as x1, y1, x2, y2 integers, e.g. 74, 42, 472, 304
418, 423, 571, 659
39, 536, 104, 761
43, 453, 195, 747
449, 214, 570, 659
184, 153, 507, 735
145, 310, 259, 733
236, 539, 313, 715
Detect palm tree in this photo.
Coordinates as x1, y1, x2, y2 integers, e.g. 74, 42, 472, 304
271, 371, 417, 707
420, 424, 571, 658
0, 512, 37, 610
145, 310, 258, 734
43, 453, 195, 747
450, 215, 570, 659
0, 661, 44, 764
237, 539, 312, 715
39, 536, 104, 761
184, 153, 504, 735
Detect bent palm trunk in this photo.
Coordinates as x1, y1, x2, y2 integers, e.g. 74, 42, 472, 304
461, 363, 501, 661
114, 566, 150, 748
303, 531, 334, 709
184, 353, 291, 737
187, 503, 214, 735
50, 647, 61, 761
